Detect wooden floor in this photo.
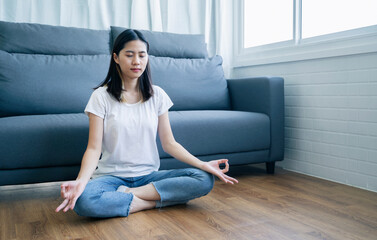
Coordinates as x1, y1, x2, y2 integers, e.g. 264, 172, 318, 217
1, 165, 377, 240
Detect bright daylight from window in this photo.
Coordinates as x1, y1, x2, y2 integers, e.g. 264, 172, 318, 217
243, 0, 293, 48
302, 0, 377, 38
244, 0, 377, 48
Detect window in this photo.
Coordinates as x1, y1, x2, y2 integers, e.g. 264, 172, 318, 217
242, 0, 377, 48
302, 0, 377, 39
236, 0, 377, 66
244, 0, 293, 48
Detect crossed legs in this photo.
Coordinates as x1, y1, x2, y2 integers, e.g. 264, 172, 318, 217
74, 168, 214, 218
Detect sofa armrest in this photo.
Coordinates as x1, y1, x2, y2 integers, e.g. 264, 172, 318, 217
227, 77, 284, 162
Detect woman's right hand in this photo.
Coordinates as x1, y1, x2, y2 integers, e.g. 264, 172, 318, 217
55, 179, 86, 213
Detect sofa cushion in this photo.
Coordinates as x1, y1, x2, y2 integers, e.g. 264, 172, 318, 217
0, 21, 110, 55
150, 55, 230, 111
0, 50, 110, 117
0, 111, 270, 170
111, 26, 208, 58
157, 110, 270, 158
0, 114, 88, 170
160, 151, 270, 170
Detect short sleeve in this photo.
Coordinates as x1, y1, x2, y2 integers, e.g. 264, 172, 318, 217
156, 86, 173, 116
84, 88, 107, 118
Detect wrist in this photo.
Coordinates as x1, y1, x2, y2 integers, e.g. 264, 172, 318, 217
76, 177, 89, 185
197, 161, 207, 170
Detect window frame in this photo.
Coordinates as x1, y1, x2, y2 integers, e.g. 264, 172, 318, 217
233, 0, 377, 68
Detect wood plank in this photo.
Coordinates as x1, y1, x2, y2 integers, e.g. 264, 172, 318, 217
1, 165, 376, 240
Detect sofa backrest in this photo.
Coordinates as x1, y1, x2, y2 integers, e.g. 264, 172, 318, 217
111, 26, 208, 59
0, 21, 111, 117
0, 21, 230, 117
0, 21, 110, 55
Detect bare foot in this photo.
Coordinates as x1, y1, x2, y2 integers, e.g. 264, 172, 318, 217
125, 184, 161, 201
129, 195, 156, 214
116, 185, 130, 193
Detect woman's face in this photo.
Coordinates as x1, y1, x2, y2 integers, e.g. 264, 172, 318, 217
113, 40, 148, 82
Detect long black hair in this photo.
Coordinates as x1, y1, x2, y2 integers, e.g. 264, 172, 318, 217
97, 29, 154, 102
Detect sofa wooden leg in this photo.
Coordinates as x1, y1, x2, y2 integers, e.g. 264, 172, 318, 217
266, 162, 275, 174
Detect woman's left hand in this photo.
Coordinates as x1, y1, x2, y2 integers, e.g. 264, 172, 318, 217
201, 159, 238, 184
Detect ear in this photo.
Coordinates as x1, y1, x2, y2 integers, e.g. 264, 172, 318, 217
113, 53, 119, 64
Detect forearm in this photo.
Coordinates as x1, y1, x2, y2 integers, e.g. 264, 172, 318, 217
163, 141, 204, 169
76, 148, 101, 184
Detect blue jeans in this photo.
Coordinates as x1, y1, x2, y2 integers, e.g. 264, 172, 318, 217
74, 168, 214, 218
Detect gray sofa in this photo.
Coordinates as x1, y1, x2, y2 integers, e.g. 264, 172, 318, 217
0, 21, 284, 186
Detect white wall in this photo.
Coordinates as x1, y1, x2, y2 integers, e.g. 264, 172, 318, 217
232, 52, 377, 192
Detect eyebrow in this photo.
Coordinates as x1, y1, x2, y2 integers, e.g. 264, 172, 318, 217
125, 50, 147, 54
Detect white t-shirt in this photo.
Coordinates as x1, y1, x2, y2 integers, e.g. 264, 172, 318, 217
84, 85, 173, 178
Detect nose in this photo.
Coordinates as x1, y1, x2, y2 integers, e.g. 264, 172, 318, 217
132, 56, 140, 65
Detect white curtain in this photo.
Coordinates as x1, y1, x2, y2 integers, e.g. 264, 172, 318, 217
0, 0, 233, 77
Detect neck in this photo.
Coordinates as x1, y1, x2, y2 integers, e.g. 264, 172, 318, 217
121, 79, 142, 103
122, 78, 139, 92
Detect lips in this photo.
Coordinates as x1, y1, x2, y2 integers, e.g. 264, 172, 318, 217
131, 68, 141, 73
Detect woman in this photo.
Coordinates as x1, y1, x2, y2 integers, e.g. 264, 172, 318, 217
56, 29, 238, 218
